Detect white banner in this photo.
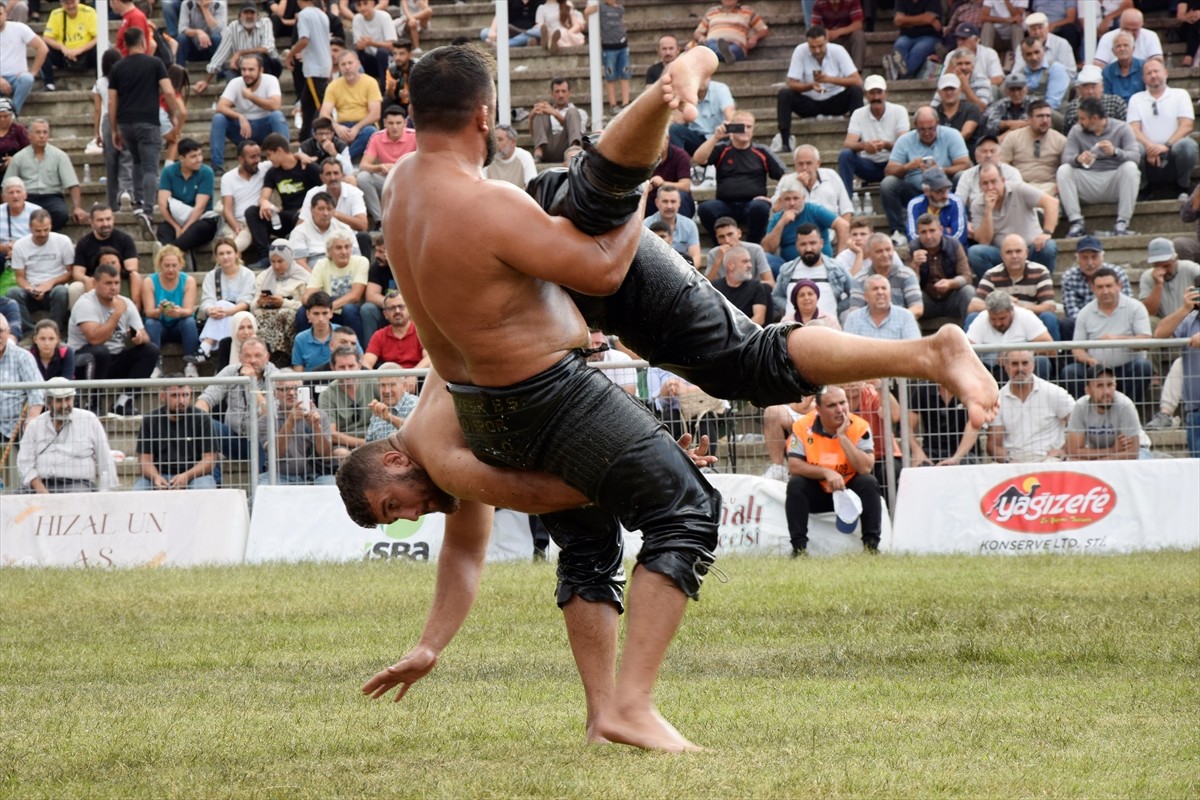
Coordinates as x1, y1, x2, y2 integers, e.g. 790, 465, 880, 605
0, 489, 249, 568
891, 459, 1200, 555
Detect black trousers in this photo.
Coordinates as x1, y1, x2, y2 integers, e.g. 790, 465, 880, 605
77, 342, 160, 381
777, 85, 864, 137
785, 472, 882, 551
157, 216, 219, 254
245, 208, 300, 264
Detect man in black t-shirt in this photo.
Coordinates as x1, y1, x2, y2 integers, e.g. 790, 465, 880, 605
693, 110, 787, 243
712, 245, 771, 325
297, 116, 352, 173
72, 204, 141, 304
907, 380, 980, 466
248, 132, 322, 264
135, 380, 219, 489
644, 34, 679, 85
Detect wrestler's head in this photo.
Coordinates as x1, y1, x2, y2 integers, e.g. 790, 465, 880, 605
337, 437, 461, 527
409, 44, 498, 166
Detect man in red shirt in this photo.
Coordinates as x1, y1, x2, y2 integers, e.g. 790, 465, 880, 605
361, 290, 428, 369
112, 0, 155, 57
354, 105, 417, 225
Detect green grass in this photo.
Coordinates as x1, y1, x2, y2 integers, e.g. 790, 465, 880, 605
2, 552, 1198, 799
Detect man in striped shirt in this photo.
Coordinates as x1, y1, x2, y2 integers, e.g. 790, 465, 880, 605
691, 0, 769, 64
18, 378, 117, 493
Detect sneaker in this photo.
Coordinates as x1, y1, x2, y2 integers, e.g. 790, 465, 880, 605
883, 50, 904, 81
1180, 192, 1191, 204
762, 463, 788, 482
790, 546, 808, 558
118, 191, 132, 212
717, 39, 737, 65
890, 231, 908, 249
1145, 411, 1176, 430
110, 398, 137, 418
45, 82, 55, 92
769, 132, 790, 153
132, 209, 155, 240
1111, 219, 1134, 237
548, 29, 562, 54
1066, 219, 1087, 238
511, 106, 530, 124
85, 138, 104, 155
184, 361, 199, 379
150, 364, 162, 379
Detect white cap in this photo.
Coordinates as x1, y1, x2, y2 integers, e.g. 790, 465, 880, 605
1025, 11, 1049, 27
863, 74, 887, 92
937, 73, 962, 90
1077, 64, 1103, 84
833, 489, 863, 534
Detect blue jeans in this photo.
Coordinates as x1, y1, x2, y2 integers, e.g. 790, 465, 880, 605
1062, 358, 1153, 405
145, 315, 200, 358
698, 198, 773, 243
703, 40, 747, 61
668, 124, 710, 156
802, 0, 815, 25
894, 34, 939, 77
163, 0, 183, 37
480, 25, 541, 47
342, 124, 377, 161
1186, 409, 1200, 458
880, 174, 921, 235
0, 72, 34, 114
176, 30, 221, 66
837, 149, 888, 196
967, 241, 1060, 280
0, 296, 22, 338
134, 474, 218, 490
360, 302, 384, 344
210, 111, 290, 171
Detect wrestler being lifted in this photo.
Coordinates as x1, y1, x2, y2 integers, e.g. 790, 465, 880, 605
357, 44, 998, 753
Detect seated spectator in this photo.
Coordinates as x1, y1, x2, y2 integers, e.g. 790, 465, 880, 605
980, 73, 1031, 141
305, 324, 359, 373
643, 34, 678, 84
849, 233, 925, 318
355, 105, 417, 224
773, 144, 854, 225
1093, 9, 1162, 67
712, 246, 770, 325
785, 385, 882, 554
906, 167, 968, 247
0, 99, 27, 184
196, 334, 274, 462
942, 26, 1004, 107
298, 158, 369, 251
785, 278, 840, 329
219, 141, 271, 266
774, 26, 863, 154
760, 398, 809, 482
909, 211, 973, 325
18, 378, 116, 493
0, 175, 38, 282
74, 203, 143, 309
774, 224, 853, 321
536, 0, 584, 53
6, 119, 87, 230
1153, 280, 1200, 456
998, 99, 1066, 194
1178, 187, 1200, 265
318, 343, 373, 453
645, 135, 695, 218
966, 289, 1053, 380
197, 237, 256, 361
695, 112, 787, 244
352, 0, 394, 84
882, 0, 942, 81
1100, 31, 1143, 104
484, 124, 537, 189
668, 74, 734, 156
1179, 0, 1200, 69
811, 0, 866, 69
1128, 60, 1198, 202
249, 133, 323, 257
933, 74, 982, 153
1065, 366, 1151, 460
691, 0, 769, 64
291, 291, 338, 371
881, 107, 971, 241
156, 138, 219, 255
141, 245, 200, 377
529, 77, 586, 164
836, 75, 910, 196
1142, 238, 1200, 326
209, 54, 289, 174
1015, 11, 1077, 80
988, 348, 1075, 463
262, 371, 335, 484
1059, 237, 1132, 341
28, 318, 73, 379
646, 366, 726, 457
969, 232, 1060, 337
704, 217, 775, 286
6, 208, 73, 333
832, 216, 873, 277
953, 134, 1020, 212
193, 3, 280, 92
289, 191, 361, 268
253, 239, 308, 363
907, 380, 982, 466
176, 0, 226, 66
1059, 98, 1140, 238
362, 288, 427, 369
382, 39, 412, 111
1062, 267, 1153, 405
480, 0, 542, 48
365, 361, 418, 441
762, 186, 848, 271
68, 263, 159, 416
359, 235, 391, 342
40, 0, 99, 90
318, 51, 382, 161
298, 231, 368, 341
1061, 65, 1127, 133
299, 115, 353, 176
135, 380, 219, 489
966, 164, 1059, 279
844, 273, 922, 340
0, 5, 46, 115
643, 186, 700, 266
214, 309, 257, 370
0, 315, 44, 449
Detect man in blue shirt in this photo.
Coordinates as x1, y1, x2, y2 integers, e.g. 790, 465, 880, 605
880, 107, 971, 239
1101, 32, 1144, 103
760, 186, 848, 270
905, 167, 967, 246
1016, 36, 1069, 123
155, 138, 218, 254
643, 185, 700, 266
667, 76, 735, 155
843, 272, 922, 340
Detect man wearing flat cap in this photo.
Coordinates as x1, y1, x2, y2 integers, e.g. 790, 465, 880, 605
18, 377, 117, 493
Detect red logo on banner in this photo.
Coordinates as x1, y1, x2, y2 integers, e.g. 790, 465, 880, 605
980, 472, 1117, 533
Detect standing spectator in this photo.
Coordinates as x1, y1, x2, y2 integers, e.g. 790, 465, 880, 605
694, 111, 787, 244
1177, 0, 1200, 68
998, 99, 1066, 194
299, 230, 367, 340
356, 105, 417, 224
979, 72, 1031, 140
1127, 60, 1198, 202
1100, 31, 1143, 103
965, 290, 1054, 380
988, 349, 1075, 463
110, 27, 181, 231
529, 77, 585, 164
176, 0, 226, 66
286, 0, 332, 142
0, 314, 43, 453
1058, 236, 1132, 341
1061, 65, 1127, 135
112, 0, 154, 58
711, 246, 770, 325
811, 0, 865, 69
219, 140, 270, 265
40, 0, 98, 90
249, 133, 322, 256
908, 211, 974, 325
844, 273, 922, 340
195, 335, 274, 463
197, 237, 255, 360
365, 362, 417, 441
966, 163, 1059, 279
836, 75, 909, 196
262, 371, 335, 483
194, 2, 280, 92
1093, 9, 1163, 67
318, 50, 382, 161
933, 74, 982, 153
968, 232, 1060, 337
362, 289, 427, 369
6, 119, 87, 230
136, 381, 218, 489
1058, 98, 1140, 239
17, 378, 116, 493
773, 26, 863, 154
643, 33, 677, 85
352, 0, 394, 84
883, 0, 943, 82
68, 263, 159, 416
156, 138, 220, 255
583, 0, 630, 114
880, 107, 971, 241
210, 55, 289, 173
141, 245, 200, 378
73, 204, 142, 309
0, 98, 28, 182
28, 318, 73, 379
1061, 267, 1153, 405
6, 209, 72, 333
1153, 281, 1200, 456
253, 239, 308, 363
485, 124, 537, 189
691, 0, 769, 64
0, 176, 39, 284
0, 2, 46, 114
1064, 366, 1151, 461
905, 167, 967, 247
667, 74, 733, 156
643, 186, 700, 266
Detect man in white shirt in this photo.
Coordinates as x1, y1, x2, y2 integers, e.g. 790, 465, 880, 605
773, 25, 863, 154
0, 3, 47, 114
0, 176, 42, 282
988, 349, 1075, 463
966, 288, 1053, 380
288, 192, 360, 268
297, 158, 369, 250
5, 209, 73, 333
836, 75, 909, 196
772, 144, 854, 222
1093, 8, 1163, 67
351, 0, 395, 85
943, 24, 1003, 106
1127, 60, 1198, 201
484, 124, 537, 189
209, 54, 288, 173
18, 378, 117, 493
219, 140, 271, 264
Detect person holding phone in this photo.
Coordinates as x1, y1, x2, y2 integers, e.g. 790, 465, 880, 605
694, 110, 788, 244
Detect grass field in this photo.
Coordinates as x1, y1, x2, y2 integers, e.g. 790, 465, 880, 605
2, 551, 1198, 799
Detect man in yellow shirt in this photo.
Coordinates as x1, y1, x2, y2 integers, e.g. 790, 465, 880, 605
785, 384, 883, 554
40, 0, 97, 90
317, 50, 381, 161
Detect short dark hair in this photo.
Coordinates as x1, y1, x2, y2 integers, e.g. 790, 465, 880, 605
648, 220, 671, 235
90, 203, 113, 216
1078, 96, 1106, 119
331, 345, 359, 363
320, 157, 343, 172
409, 45, 495, 132
94, 263, 121, 280
806, 25, 827, 40
237, 139, 259, 156
262, 133, 291, 153
1089, 266, 1119, 284
96, 245, 123, 263
122, 26, 144, 48
916, 212, 939, 228
311, 116, 334, 133
1028, 99, 1051, 114
1021, 35, 1041, 49
383, 104, 407, 119
336, 439, 392, 528
30, 209, 52, 226
178, 138, 202, 157
794, 222, 819, 238
713, 216, 739, 231
310, 191, 334, 209
305, 291, 333, 310
550, 76, 570, 89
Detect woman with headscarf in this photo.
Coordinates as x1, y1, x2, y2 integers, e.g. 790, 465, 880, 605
785, 278, 841, 330
253, 239, 309, 363
216, 311, 259, 370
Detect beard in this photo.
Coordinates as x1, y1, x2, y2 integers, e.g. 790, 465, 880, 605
403, 462, 461, 516
483, 127, 498, 168
800, 250, 821, 266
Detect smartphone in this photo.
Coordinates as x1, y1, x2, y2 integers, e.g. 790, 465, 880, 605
726, 122, 746, 134
297, 386, 311, 412
260, 289, 272, 296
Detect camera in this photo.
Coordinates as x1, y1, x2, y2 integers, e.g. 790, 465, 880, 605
725, 123, 746, 134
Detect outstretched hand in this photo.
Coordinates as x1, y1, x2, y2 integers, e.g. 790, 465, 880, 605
362, 645, 439, 703
677, 432, 717, 468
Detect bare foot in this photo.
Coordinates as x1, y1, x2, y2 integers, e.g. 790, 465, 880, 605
659, 47, 720, 124
596, 704, 704, 753
928, 326, 1000, 429
585, 725, 611, 745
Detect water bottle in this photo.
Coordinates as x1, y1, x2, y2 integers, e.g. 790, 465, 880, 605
864, 193, 874, 216
83, 163, 91, 183
852, 192, 863, 214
